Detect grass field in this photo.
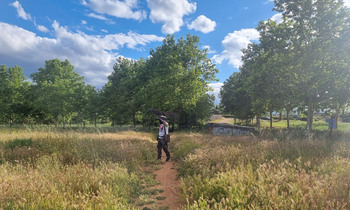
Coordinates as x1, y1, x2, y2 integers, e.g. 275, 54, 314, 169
1, 126, 350, 209
0, 128, 161, 209
171, 132, 350, 209
216, 117, 350, 132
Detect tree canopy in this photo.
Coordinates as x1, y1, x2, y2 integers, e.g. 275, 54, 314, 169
220, 0, 350, 130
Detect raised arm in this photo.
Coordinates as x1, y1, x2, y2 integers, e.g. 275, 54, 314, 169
161, 119, 168, 127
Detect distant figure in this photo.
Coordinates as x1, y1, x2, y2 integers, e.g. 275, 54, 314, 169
157, 115, 170, 161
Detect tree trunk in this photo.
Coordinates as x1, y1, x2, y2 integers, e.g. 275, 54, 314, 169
256, 116, 260, 129
335, 106, 339, 129
286, 109, 290, 129
279, 111, 282, 121
132, 113, 136, 128
94, 113, 97, 128
234, 117, 237, 125
306, 100, 314, 131
269, 111, 273, 129
63, 115, 66, 128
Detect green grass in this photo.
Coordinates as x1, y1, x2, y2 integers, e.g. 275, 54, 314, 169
255, 119, 350, 132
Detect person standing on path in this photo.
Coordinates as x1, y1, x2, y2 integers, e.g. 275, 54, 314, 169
157, 116, 170, 161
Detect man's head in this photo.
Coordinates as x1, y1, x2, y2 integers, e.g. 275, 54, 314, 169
158, 115, 167, 123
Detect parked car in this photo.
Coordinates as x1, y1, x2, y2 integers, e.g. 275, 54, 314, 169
260, 117, 270, 120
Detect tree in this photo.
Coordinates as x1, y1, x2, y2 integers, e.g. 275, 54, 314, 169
138, 34, 218, 127
0, 65, 30, 125
274, 0, 350, 130
254, 19, 299, 129
220, 72, 255, 124
31, 59, 87, 127
103, 57, 145, 126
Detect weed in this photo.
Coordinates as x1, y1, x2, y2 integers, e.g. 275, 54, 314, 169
156, 196, 167, 200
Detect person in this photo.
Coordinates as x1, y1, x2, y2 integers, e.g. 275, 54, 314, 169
157, 116, 170, 161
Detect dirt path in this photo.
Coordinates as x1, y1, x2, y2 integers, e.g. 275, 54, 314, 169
151, 159, 183, 210
215, 116, 233, 124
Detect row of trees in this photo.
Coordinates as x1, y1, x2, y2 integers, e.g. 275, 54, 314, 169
220, 0, 350, 130
0, 35, 218, 128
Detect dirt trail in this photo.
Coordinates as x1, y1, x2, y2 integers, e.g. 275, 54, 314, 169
151, 159, 183, 210
215, 116, 233, 124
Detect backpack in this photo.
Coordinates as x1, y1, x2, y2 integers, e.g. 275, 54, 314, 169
163, 125, 170, 143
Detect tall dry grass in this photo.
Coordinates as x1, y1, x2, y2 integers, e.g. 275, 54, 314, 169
170, 131, 350, 209
0, 128, 159, 209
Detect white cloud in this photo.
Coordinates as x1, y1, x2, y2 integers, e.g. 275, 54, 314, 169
11, 1, 32, 20
0, 21, 164, 87
36, 24, 49, 33
208, 83, 224, 105
81, 20, 87, 25
213, 28, 259, 68
83, 0, 147, 21
187, 15, 216, 33
263, 0, 274, 4
203, 45, 216, 54
147, 0, 196, 34
101, 29, 108, 33
87, 13, 108, 20
270, 13, 283, 24
344, 0, 350, 7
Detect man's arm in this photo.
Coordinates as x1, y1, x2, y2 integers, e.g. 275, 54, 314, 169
161, 119, 168, 127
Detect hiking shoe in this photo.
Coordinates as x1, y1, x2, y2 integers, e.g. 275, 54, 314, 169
166, 157, 170, 162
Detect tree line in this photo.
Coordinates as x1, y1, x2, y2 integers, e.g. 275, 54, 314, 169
220, 0, 350, 131
0, 35, 218, 128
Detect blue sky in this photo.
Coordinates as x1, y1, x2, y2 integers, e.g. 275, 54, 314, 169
5, 0, 345, 103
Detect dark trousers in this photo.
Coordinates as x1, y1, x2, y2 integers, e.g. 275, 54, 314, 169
157, 139, 170, 160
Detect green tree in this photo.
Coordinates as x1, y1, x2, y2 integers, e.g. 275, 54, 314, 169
220, 72, 255, 124
31, 59, 86, 127
139, 34, 218, 127
0, 65, 30, 125
274, 0, 350, 130
255, 19, 299, 129
103, 57, 146, 126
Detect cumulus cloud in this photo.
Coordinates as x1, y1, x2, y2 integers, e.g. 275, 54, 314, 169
187, 15, 216, 33
83, 0, 147, 21
11, 1, 32, 20
213, 29, 259, 68
147, 0, 196, 34
0, 21, 164, 86
270, 13, 283, 24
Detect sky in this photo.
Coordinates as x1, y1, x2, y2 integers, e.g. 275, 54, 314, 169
1, 0, 349, 104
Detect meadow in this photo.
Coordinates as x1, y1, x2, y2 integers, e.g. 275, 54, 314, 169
1, 126, 350, 209
0, 126, 161, 209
